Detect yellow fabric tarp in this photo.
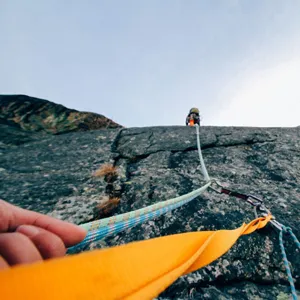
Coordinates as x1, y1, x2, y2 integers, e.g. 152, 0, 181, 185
0, 215, 271, 300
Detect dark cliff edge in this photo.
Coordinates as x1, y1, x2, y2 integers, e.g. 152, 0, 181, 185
0, 94, 122, 137
0, 101, 299, 299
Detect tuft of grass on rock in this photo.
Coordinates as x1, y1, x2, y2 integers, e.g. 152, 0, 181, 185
96, 197, 121, 218
93, 163, 118, 178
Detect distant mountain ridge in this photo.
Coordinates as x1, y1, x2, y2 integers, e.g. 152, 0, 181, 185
0, 94, 122, 135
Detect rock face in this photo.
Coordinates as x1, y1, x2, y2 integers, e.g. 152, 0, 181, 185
0, 95, 122, 136
0, 123, 40, 149
0, 124, 299, 299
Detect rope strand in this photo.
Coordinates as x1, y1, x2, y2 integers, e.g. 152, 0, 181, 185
68, 125, 212, 253
279, 226, 299, 300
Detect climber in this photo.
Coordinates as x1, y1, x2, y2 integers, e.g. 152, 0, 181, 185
186, 108, 200, 126
0, 199, 86, 269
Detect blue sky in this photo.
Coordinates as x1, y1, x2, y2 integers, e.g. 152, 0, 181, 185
1, 1, 300, 127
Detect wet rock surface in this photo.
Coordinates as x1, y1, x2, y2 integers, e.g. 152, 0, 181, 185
0, 125, 299, 299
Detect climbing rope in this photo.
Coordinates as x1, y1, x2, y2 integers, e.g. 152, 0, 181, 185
68, 182, 211, 253
195, 124, 210, 181
211, 180, 299, 298
197, 124, 299, 298
68, 125, 212, 252
1, 125, 298, 300
68, 124, 299, 299
278, 225, 300, 300
211, 182, 299, 298
79, 183, 210, 233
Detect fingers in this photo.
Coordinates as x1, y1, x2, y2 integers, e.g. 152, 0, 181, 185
28, 215, 87, 247
0, 232, 42, 267
0, 199, 87, 270
0, 200, 16, 232
0, 256, 9, 269
17, 225, 66, 259
0, 199, 86, 247
0, 225, 67, 270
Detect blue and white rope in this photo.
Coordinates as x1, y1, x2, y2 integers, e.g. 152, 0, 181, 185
67, 182, 210, 253
68, 125, 211, 253
279, 225, 299, 300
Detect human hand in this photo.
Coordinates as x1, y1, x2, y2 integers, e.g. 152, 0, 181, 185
0, 199, 86, 270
